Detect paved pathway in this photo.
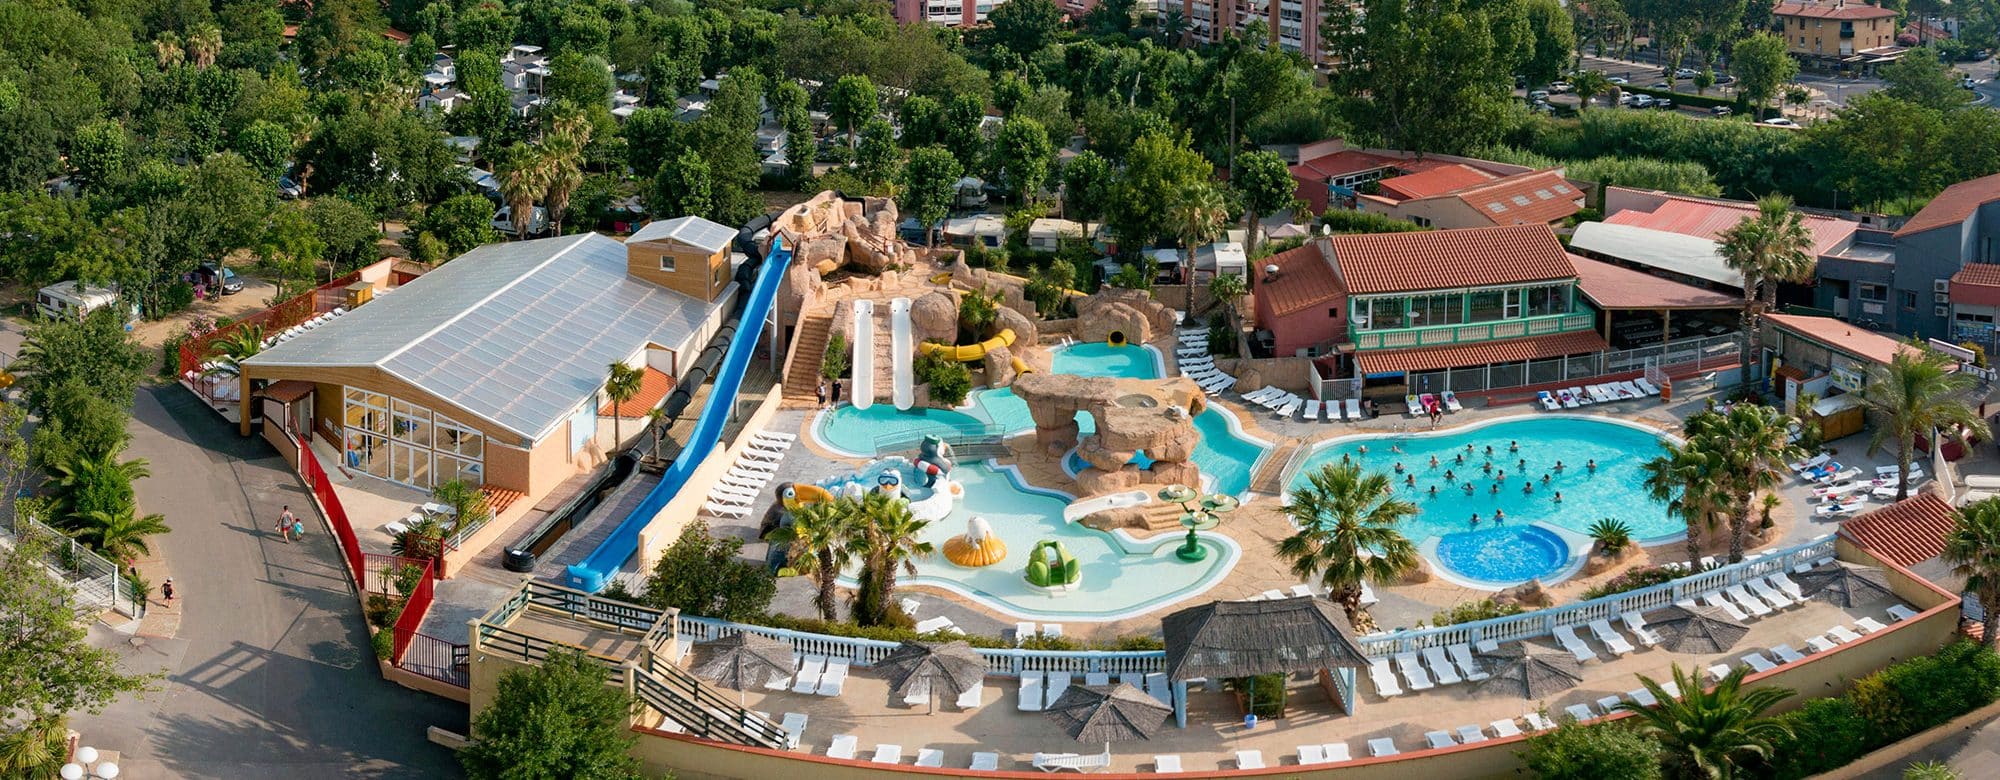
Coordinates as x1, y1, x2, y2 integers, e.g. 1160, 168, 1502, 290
67, 386, 464, 778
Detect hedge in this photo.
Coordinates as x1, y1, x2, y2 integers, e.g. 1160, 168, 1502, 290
1765, 640, 2000, 779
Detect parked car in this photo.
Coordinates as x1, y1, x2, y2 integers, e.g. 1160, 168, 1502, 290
1715, 73, 1737, 85
1759, 117, 1800, 128
1654, 98, 1675, 110
195, 264, 243, 295
1650, 81, 1671, 89
1618, 93, 1637, 106
277, 176, 302, 199
1528, 89, 1550, 101
1632, 94, 1656, 108
1709, 106, 1733, 116
1964, 76, 1979, 90
1674, 68, 1700, 79
1547, 81, 1572, 94
1532, 100, 1554, 114
1606, 76, 1629, 85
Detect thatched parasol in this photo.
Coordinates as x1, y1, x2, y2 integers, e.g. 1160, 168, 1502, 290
1645, 604, 1750, 654
1472, 642, 1582, 700
1161, 596, 1371, 682
1045, 684, 1173, 742
875, 641, 988, 713
1794, 561, 1897, 608
691, 633, 796, 702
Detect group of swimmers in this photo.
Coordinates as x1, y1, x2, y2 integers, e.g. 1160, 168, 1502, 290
1341, 440, 1600, 529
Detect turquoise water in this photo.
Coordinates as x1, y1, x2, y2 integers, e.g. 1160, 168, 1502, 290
1433, 525, 1570, 585
1287, 417, 1679, 546
830, 461, 1233, 618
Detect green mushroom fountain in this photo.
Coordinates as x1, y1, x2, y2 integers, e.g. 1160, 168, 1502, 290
1023, 539, 1081, 590
1159, 483, 1238, 562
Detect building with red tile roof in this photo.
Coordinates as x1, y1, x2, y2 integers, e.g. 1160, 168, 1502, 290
1775, 1, 1901, 66
1287, 141, 1467, 213
1329, 224, 1578, 295
1842, 492, 1959, 567
1950, 263, 2000, 307
1605, 194, 1859, 257
1765, 312, 1930, 368
1897, 172, 2000, 239
1251, 242, 1347, 358
1372, 165, 1498, 201
1358, 169, 1585, 230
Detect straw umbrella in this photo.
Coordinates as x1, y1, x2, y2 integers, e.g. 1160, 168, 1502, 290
1793, 561, 1897, 608
1045, 684, 1173, 742
1472, 643, 1583, 700
875, 641, 987, 713
692, 633, 797, 704
1644, 604, 1751, 654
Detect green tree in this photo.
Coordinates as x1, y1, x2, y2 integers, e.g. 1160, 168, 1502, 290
1717, 195, 1816, 380
459, 648, 641, 780
306, 196, 380, 270
1618, 664, 1794, 779
68, 120, 128, 188
1643, 433, 1725, 570
1521, 0, 1578, 88
849, 491, 933, 626
2, 529, 154, 754
410, 194, 501, 258
538, 111, 593, 235
651, 147, 714, 220
900, 145, 963, 246
1706, 404, 1804, 561
1521, 721, 1665, 780
1694, 69, 1716, 95
1060, 150, 1114, 227
769, 498, 857, 622
1573, 69, 1611, 111
1946, 498, 2000, 648
826, 74, 878, 149
1327, 0, 1515, 152
1277, 462, 1421, 623
987, 0, 1065, 58
42, 451, 149, 530
855, 117, 901, 187
1166, 182, 1228, 315
1208, 271, 1248, 333
602, 362, 645, 453
232, 119, 294, 178
1105, 132, 1212, 248
1808, 94, 1952, 210
73, 506, 170, 565
642, 521, 776, 622
990, 117, 1054, 202
1865, 348, 1990, 500
1732, 32, 1798, 120
11, 308, 147, 420
1882, 47, 1969, 111
1232, 150, 1296, 257
496, 143, 549, 237
544, 52, 613, 111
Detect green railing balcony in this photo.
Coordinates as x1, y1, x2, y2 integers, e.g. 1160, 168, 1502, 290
1352, 312, 1596, 350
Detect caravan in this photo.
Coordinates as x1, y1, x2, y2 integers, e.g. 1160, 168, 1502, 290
35, 282, 138, 328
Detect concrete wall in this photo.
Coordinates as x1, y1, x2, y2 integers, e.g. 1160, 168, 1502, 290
634, 385, 785, 571
1228, 356, 1317, 392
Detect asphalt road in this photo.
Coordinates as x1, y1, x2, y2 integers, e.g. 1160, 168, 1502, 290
65, 386, 466, 778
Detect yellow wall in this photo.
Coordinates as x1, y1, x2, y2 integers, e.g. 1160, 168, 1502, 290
635, 385, 785, 570
1780, 14, 1897, 56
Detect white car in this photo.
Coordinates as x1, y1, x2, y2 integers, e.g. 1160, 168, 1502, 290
1607, 76, 1629, 85
1548, 81, 1572, 93
1674, 68, 1700, 79
1759, 117, 1799, 128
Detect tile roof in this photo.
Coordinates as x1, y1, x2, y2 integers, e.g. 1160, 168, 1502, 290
1896, 172, 2000, 237
599, 367, 674, 417
1569, 254, 1746, 309
1842, 492, 1958, 566
1258, 241, 1345, 317
1952, 263, 2000, 307
1375, 164, 1498, 201
1762, 312, 1928, 366
1954, 263, 2000, 288
1775, 1, 1898, 20
1289, 150, 1403, 181
1447, 170, 1585, 227
1354, 330, 1609, 374
1604, 195, 1858, 256
1330, 224, 1578, 295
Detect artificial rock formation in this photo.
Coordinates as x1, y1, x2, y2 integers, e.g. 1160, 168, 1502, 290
770, 191, 917, 324
1075, 288, 1177, 346
909, 291, 958, 345
1010, 372, 1205, 496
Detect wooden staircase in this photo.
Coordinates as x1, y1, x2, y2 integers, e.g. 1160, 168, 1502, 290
782, 310, 833, 407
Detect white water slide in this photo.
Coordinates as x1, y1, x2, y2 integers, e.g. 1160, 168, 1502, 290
891, 297, 915, 410
852, 300, 875, 410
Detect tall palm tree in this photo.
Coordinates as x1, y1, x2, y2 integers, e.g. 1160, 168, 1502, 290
1712, 404, 1805, 562
849, 491, 933, 626
73, 506, 171, 565
1166, 182, 1228, 318
494, 144, 549, 238
769, 498, 858, 622
1717, 195, 1815, 382
1864, 348, 1990, 500
43, 452, 151, 528
1572, 70, 1611, 111
1276, 462, 1420, 624
1208, 271, 1247, 336
1945, 497, 2000, 648
1642, 436, 1723, 571
540, 111, 594, 234
153, 32, 184, 69
188, 25, 223, 69
1617, 664, 1794, 779
203, 324, 267, 380
603, 362, 646, 454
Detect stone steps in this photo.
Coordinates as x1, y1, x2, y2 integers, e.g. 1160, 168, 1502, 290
782, 312, 832, 407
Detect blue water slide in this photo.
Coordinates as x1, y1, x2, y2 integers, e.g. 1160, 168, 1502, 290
565, 237, 792, 592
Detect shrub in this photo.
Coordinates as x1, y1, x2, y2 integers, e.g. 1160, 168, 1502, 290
822, 331, 850, 380
1520, 721, 1665, 780
364, 593, 402, 628
1587, 518, 1634, 555
1766, 698, 1870, 779
1016, 634, 1084, 651
1904, 761, 1963, 780
1227, 673, 1287, 719
1319, 209, 1426, 234
1431, 598, 1524, 627
958, 288, 999, 336
640, 522, 777, 622
1582, 565, 1679, 599
915, 352, 972, 406
371, 627, 395, 661
1850, 640, 2000, 746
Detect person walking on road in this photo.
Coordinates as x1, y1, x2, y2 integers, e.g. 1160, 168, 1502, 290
161, 578, 175, 603
278, 505, 297, 542
291, 517, 305, 540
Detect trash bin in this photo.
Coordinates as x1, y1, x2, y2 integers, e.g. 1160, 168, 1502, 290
502, 548, 536, 572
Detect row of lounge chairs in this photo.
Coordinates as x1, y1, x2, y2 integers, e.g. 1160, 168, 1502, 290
1205, 710, 1563, 771
1176, 328, 1236, 395
1242, 386, 1363, 422
825, 735, 966, 768
1018, 670, 1170, 712
1794, 454, 1927, 517
704, 431, 796, 519
1711, 604, 1917, 680
1404, 391, 1463, 417
1536, 378, 1660, 410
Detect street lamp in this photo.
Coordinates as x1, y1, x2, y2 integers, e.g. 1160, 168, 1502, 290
62, 746, 120, 780
1158, 484, 1239, 562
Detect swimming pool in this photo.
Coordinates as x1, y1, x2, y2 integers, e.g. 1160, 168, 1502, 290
1285, 415, 1680, 587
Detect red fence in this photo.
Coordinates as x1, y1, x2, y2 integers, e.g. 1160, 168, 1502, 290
177, 270, 366, 379
392, 563, 435, 664
298, 436, 364, 590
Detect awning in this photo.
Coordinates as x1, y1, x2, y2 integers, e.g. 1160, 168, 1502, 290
261, 380, 316, 403
1569, 222, 1745, 290
1354, 330, 1609, 375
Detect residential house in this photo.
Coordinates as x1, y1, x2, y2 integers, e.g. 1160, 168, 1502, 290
1817, 172, 2000, 340
1763, 311, 1942, 428
1774, 0, 1904, 70
1355, 168, 1585, 231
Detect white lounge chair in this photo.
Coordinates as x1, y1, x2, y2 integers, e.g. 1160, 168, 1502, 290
914, 616, 955, 634
1442, 391, 1463, 411
1033, 747, 1112, 772
1524, 712, 1557, 731
1492, 719, 1525, 738
1742, 652, 1777, 673
1747, 578, 1795, 609
1425, 731, 1457, 750
1807, 636, 1838, 653
1323, 743, 1351, 762
970, 752, 1000, 771
1422, 646, 1464, 685
872, 744, 904, 764
1792, 453, 1832, 473
1888, 604, 1920, 622
815, 658, 850, 696
1771, 644, 1806, 664
1393, 652, 1436, 690
1345, 398, 1363, 420
1233, 750, 1265, 769
1597, 694, 1625, 713
1018, 671, 1045, 711
1368, 657, 1404, 697
779, 712, 808, 747
1084, 671, 1111, 687
1145, 672, 1171, 705
702, 501, 749, 518
1045, 671, 1072, 706
1628, 687, 1658, 708
1856, 616, 1889, 634
1447, 643, 1489, 680
826, 734, 859, 760
1587, 619, 1636, 656
1622, 611, 1662, 646
1553, 625, 1599, 663
1290, 584, 1315, 598
1538, 391, 1560, 411
1725, 585, 1774, 617
1152, 755, 1182, 773
1700, 592, 1749, 621
1274, 396, 1302, 418
1015, 622, 1037, 644
1564, 703, 1596, 722
1043, 624, 1064, 639
914, 748, 943, 767
1405, 394, 1422, 416
1368, 738, 1400, 757
1634, 377, 1661, 395
1708, 663, 1735, 682
1304, 400, 1322, 421
1457, 725, 1489, 744
792, 656, 826, 694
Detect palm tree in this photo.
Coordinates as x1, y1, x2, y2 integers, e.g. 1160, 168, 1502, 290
1617, 664, 1794, 779
1572, 70, 1611, 111
769, 498, 858, 622
1642, 437, 1723, 570
1208, 271, 1247, 336
188, 25, 223, 69
540, 111, 593, 234
392, 513, 448, 565
1717, 195, 1815, 382
849, 491, 933, 626
43, 452, 151, 528
153, 32, 184, 69
1864, 348, 1990, 500
1276, 462, 1420, 624
603, 362, 646, 454
495, 144, 549, 238
1166, 182, 1228, 318
1712, 404, 1805, 562
1944, 497, 2000, 647
203, 324, 267, 380
73, 506, 171, 565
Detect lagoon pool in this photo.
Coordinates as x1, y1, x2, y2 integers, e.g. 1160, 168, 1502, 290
1286, 416, 1680, 586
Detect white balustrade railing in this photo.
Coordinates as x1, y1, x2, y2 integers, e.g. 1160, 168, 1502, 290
636, 534, 1841, 679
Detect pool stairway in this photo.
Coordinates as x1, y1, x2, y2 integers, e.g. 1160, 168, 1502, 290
781, 309, 832, 408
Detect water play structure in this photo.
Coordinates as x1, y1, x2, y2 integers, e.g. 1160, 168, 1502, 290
1023, 539, 1081, 590
942, 516, 1007, 567
564, 237, 792, 593
851, 299, 875, 410
780, 482, 834, 511
891, 297, 914, 410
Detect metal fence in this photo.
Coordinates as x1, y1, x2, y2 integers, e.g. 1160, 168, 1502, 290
870, 423, 1011, 457
0, 510, 136, 617
1411, 332, 1742, 394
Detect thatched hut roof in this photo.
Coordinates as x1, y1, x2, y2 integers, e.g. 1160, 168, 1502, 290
1647, 604, 1750, 654
1161, 596, 1370, 681
691, 633, 796, 691
1472, 643, 1583, 700
1795, 561, 1897, 608
1045, 684, 1173, 742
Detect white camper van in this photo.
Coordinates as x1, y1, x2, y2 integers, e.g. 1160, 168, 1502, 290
36, 282, 138, 328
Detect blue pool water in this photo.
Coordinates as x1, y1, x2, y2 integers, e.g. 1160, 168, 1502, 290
1286, 416, 1679, 584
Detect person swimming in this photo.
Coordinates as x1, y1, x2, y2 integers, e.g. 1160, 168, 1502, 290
1553, 460, 1565, 472
1496, 470, 1505, 482
1523, 482, 1534, 495
1469, 513, 1481, 527
1553, 491, 1563, 504
1394, 462, 1405, 473
1464, 483, 1476, 495
1490, 483, 1501, 494
1341, 453, 1352, 465
1482, 461, 1494, 474
1494, 509, 1506, 523
1586, 459, 1597, 473
1455, 453, 1465, 465
1509, 440, 1519, 453
1406, 474, 1417, 487
1429, 455, 1440, 469
1466, 444, 1475, 454
1541, 473, 1552, 484
1518, 458, 1527, 471
1429, 485, 1439, 496
1390, 444, 1403, 454
1443, 469, 1456, 481
1484, 445, 1494, 457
